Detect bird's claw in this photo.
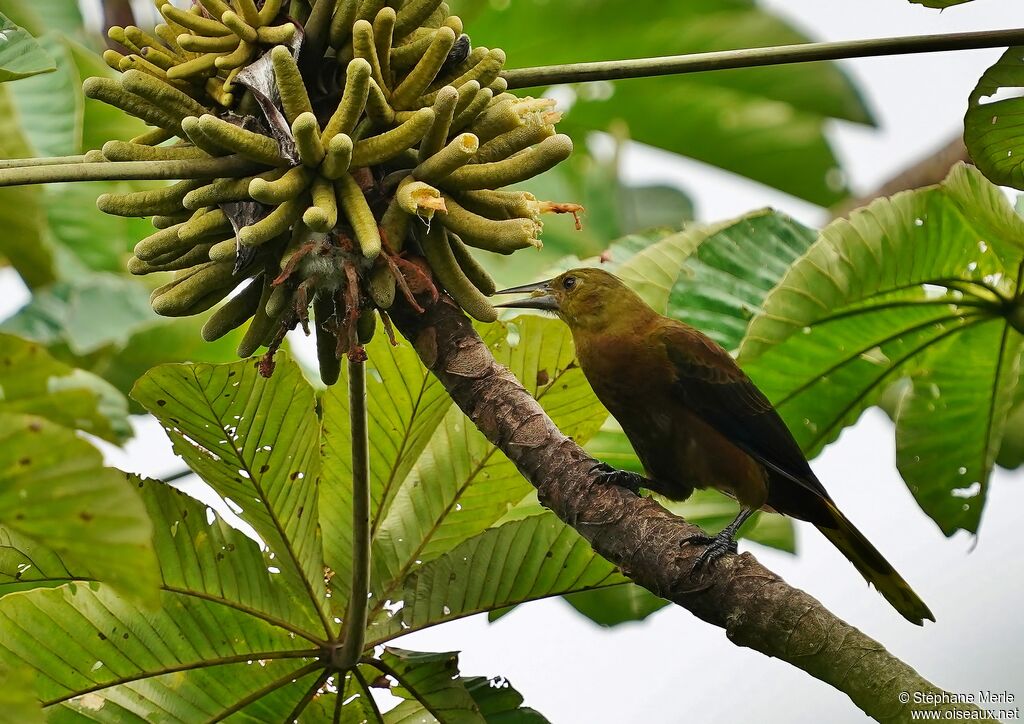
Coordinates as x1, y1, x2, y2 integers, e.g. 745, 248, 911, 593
686, 530, 738, 571
589, 462, 643, 493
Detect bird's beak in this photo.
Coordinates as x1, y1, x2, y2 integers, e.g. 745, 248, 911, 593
493, 279, 559, 311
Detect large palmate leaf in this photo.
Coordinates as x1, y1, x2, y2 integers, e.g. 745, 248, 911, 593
740, 164, 1024, 535
517, 137, 694, 261
0, 416, 156, 601
0, 0, 85, 39
319, 329, 460, 605
133, 354, 334, 636
0, 13, 54, 82
4, 33, 77, 157
369, 513, 624, 642
369, 317, 607, 615
2, 274, 157, 355
453, 0, 871, 205
666, 209, 817, 351
377, 650, 547, 724
0, 86, 54, 288
0, 333, 130, 443
964, 46, 1024, 191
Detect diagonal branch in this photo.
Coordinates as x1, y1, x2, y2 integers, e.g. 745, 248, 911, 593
388, 293, 994, 724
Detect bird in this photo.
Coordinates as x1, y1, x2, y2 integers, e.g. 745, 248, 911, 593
495, 267, 934, 625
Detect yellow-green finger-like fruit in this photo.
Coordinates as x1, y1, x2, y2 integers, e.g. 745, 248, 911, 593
438, 194, 540, 254
422, 225, 496, 322
239, 196, 304, 246
368, 264, 397, 309
303, 176, 339, 232
357, 308, 377, 344
323, 59, 371, 141
196, 114, 287, 165
248, 166, 311, 204
292, 112, 326, 167
202, 276, 265, 341
97, 179, 204, 217
83, 77, 182, 132
238, 277, 282, 357
395, 178, 445, 219
120, 69, 208, 121
270, 45, 313, 124
447, 231, 496, 295
314, 295, 341, 385
322, 133, 354, 179
443, 133, 572, 190
151, 261, 237, 317
351, 107, 434, 167
336, 173, 381, 258
412, 132, 477, 184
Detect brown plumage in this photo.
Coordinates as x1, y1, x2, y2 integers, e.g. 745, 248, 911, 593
497, 267, 933, 625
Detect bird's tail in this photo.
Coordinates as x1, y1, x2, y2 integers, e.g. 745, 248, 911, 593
816, 501, 934, 625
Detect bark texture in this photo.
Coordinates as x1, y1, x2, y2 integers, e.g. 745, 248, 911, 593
390, 293, 994, 724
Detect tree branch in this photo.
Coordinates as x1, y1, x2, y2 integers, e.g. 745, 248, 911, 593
502, 28, 1024, 89
389, 293, 994, 724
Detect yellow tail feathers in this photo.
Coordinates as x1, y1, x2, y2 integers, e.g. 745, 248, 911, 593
817, 502, 934, 625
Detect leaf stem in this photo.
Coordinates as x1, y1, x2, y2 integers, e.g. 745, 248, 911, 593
338, 356, 371, 665
502, 27, 1024, 89
0, 155, 90, 169
0, 154, 262, 187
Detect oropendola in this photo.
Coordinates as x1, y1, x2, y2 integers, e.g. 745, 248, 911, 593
496, 267, 933, 625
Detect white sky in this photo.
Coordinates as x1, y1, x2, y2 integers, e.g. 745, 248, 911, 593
3, 1, 1024, 721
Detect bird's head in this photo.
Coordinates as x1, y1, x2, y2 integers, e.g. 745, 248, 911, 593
495, 268, 651, 332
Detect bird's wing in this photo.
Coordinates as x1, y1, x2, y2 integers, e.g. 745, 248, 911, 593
657, 324, 831, 502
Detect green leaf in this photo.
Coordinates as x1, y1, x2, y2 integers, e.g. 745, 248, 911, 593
0, 332, 130, 443
0, 584, 319, 719
0, 657, 43, 723
132, 353, 333, 637
515, 138, 694, 261
0, 0, 84, 38
0, 86, 55, 288
65, 37, 146, 151
740, 164, 1024, 534
910, 0, 972, 7
87, 315, 249, 404
379, 648, 483, 724
0, 414, 157, 602
2, 274, 157, 355
5, 33, 79, 157
666, 209, 817, 351
320, 331, 456, 604
895, 322, 1021, 534
386, 672, 549, 724
454, 0, 871, 204
964, 46, 1024, 191
613, 221, 731, 312
370, 513, 624, 642
0, 14, 55, 82
564, 584, 670, 627
0, 476, 338, 718
370, 318, 606, 610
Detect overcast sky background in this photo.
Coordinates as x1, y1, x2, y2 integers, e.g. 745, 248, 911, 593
3, 0, 1024, 721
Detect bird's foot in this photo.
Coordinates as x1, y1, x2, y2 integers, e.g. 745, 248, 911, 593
589, 462, 647, 494
685, 529, 738, 571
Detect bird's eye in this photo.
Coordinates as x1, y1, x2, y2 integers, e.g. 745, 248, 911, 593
562, 276, 577, 290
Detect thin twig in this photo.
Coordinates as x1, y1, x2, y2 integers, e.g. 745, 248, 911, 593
502, 28, 1024, 89
338, 356, 371, 665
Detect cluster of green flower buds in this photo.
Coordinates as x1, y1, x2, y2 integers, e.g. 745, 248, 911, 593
89, 0, 580, 384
